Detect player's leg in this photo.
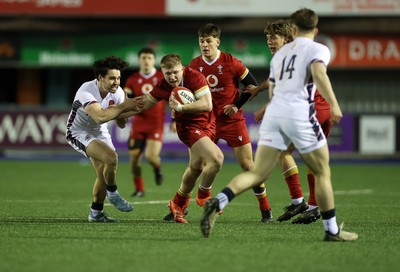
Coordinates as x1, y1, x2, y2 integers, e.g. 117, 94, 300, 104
167, 137, 223, 223
293, 109, 333, 224
200, 145, 280, 237
277, 147, 308, 222
87, 157, 118, 223
193, 137, 224, 206
86, 139, 132, 213
144, 139, 163, 186
300, 144, 357, 241
128, 138, 145, 197
233, 143, 272, 223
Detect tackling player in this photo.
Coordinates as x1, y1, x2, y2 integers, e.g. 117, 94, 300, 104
66, 56, 143, 222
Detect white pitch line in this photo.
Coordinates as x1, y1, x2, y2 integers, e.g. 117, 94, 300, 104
0, 189, 373, 206
333, 189, 373, 195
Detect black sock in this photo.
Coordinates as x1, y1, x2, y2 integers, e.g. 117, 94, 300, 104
91, 202, 103, 211
221, 187, 235, 202
106, 185, 117, 192
321, 208, 336, 220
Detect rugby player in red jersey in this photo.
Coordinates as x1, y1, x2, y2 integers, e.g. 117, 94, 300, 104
124, 47, 175, 197
189, 23, 273, 222
137, 54, 224, 223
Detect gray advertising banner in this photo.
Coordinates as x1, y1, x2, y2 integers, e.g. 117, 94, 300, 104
0, 110, 355, 154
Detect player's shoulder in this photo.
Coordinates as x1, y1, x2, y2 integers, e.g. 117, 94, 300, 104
79, 79, 97, 93
155, 69, 164, 77
185, 66, 203, 77
220, 51, 237, 62
188, 55, 203, 67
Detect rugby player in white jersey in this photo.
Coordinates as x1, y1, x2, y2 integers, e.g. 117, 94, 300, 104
200, 8, 358, 241
66, 55, 143, 222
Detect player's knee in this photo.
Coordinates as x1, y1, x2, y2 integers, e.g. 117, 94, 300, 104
104, 152, 118, 167
240, 159, 253, 171
214, 152, 224, 168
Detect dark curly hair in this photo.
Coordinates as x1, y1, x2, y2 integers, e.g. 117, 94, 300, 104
92, 55, 129, 78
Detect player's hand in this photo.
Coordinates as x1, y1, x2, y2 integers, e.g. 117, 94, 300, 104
254, 103, 268, 123
330, 104, 343, 125
169, 95, 181, 111
125, 96, 144, 112
223, 104, 238, 117
254, 108, 265, 123
115, 117, 127, 128
243, 84, 259, 102
169, 120, 177, 133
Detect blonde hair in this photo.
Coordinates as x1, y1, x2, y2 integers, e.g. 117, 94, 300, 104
160, 54, 182, 69
264, 19, 293, 43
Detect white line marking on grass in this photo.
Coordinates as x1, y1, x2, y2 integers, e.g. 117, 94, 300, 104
103, 199, 195, 207
334, 189, 373, 195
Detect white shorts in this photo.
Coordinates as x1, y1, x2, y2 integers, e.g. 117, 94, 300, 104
258, 116, 326, 154
66, 130, 115, 157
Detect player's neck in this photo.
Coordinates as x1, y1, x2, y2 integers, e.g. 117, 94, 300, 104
203, 50, 220, 63
140, 67, 155, 76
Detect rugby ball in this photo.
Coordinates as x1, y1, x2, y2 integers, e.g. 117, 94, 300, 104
172, 87, 196, 105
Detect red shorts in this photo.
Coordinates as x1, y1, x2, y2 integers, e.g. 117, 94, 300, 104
177, 123, 215, 148
130, 129, 163, 142
316, 108, 332, 138
215, 117, 251, 147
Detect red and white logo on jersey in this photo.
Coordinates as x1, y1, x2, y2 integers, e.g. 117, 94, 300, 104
141, 83, 154, 94
206, 74, 218, 87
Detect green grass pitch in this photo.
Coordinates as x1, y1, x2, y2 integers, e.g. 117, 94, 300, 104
0, 159, 399, 272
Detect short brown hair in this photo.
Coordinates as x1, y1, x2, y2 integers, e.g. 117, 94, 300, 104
264, 19, 293, 42
290, 8, 318, 32
198, 23, 221, 38
160, 54, 182, 69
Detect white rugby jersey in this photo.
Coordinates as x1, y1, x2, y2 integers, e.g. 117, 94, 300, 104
267, 37, 330, 121
66, 79, 125, 136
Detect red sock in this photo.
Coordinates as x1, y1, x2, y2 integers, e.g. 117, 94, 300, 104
285, 173, 303, 199
197, 185, 211, 199
134, 177, 144, 192
307, 173, 317, 206
253, 186, 271, 211
257, 195, 271, 211
173, 192, 190, 208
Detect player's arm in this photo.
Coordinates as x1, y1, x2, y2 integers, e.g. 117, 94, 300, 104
117, 95, 155, 119
244, 79, 269, 101
223, 71, 258, 116
234, 71, 258, 108
310, 61, 342, 124
170, 87, 212, 113
85, 97, 143, 124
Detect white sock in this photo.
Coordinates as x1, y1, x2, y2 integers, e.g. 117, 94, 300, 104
323, 216, 339, 235
216, 193, 229, 210
90, 209, 102, 216
107, 189, 119, 198
292, 197, 304, 205
307, 205, 318, 211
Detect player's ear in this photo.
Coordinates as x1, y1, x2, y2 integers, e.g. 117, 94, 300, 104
216, 38, 221, 46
